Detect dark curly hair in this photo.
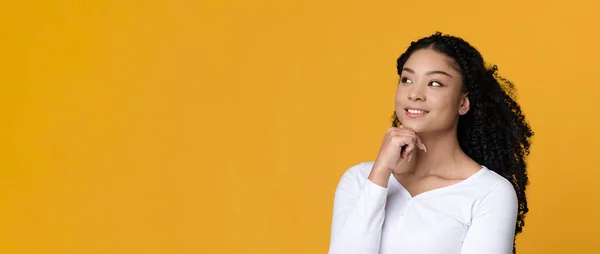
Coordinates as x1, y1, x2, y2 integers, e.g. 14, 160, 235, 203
392, 32, 533, 253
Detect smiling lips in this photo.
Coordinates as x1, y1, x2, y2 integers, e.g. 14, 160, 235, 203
405, 108, 429, 118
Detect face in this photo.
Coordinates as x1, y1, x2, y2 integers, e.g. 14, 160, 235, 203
395, 48, 470, 133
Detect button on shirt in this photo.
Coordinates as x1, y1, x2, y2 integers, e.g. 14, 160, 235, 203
328, 162, 518, 254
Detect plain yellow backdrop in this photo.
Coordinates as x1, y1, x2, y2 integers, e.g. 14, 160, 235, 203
2, 0, 600, 253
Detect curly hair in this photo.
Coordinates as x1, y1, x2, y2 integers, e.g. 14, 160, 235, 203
391, 32, 533, 253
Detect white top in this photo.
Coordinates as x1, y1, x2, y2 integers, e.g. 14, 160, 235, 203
328, 162, 518, 254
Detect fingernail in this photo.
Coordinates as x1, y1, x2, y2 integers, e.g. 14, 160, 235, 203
408, 154, 412, 162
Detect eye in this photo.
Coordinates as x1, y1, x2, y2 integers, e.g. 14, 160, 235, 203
429, 81, 443, 87
400, 77, 413, 84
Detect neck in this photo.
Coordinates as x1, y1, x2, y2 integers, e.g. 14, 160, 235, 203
404, 129, 468, 177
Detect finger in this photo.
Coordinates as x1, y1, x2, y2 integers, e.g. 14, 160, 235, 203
399, 129, 425, 153
415, 135, 427, 153
402, 140, 416, 158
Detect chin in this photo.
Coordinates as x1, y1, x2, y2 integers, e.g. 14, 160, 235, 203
398, 121, 426, 133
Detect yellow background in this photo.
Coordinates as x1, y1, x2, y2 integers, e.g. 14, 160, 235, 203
2, 0, 599, 253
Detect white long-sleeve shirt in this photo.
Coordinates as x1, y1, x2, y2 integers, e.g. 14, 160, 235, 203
328, 162, 518, 254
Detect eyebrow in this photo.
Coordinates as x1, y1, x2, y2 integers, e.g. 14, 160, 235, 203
402, 67, 454, 78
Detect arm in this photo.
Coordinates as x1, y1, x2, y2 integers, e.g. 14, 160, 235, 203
328, 164, 388, 254
460, 180, 519, 254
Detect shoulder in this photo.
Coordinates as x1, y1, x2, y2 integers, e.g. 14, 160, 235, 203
340, 161, 376, 178
334, 161, 377, 188
476, 167, 517, 196
471, 167, 518, 212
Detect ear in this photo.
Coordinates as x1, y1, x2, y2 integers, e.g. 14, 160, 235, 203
458, 93, 470, 115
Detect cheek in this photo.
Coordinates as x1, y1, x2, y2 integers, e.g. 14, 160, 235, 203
430, 95, 461, 117
394, 89, 404, 104
432, 90, 462, 107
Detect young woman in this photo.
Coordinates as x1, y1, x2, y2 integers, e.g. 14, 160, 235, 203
328, 32, 533, 254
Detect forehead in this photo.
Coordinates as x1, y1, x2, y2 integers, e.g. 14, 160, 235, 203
404, 48, 460, 73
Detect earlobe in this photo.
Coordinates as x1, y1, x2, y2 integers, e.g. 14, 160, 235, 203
459, 94, 470, 115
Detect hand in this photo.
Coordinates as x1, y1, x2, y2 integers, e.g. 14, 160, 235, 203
373, 126, 427, 172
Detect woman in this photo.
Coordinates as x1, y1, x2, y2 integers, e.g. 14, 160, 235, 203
328, 32, 533, 254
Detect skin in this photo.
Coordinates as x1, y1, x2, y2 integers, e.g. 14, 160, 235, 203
369, 48, 482, 197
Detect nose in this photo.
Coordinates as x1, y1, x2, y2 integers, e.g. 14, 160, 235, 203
407, 83, 426, 101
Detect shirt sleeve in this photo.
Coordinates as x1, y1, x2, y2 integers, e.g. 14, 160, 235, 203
460, 180, 519, 254
328, 164, 388, 254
